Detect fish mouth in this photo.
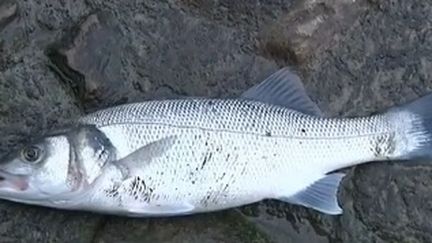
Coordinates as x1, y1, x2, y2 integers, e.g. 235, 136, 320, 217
0, 171, 28, 191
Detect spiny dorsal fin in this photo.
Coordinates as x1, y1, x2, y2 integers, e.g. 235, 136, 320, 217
279, 173, 345, 215
241, 68, 323, 116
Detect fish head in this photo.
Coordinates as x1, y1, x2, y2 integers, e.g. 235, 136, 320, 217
0, 125, 115, 205
0, 134, 73, 202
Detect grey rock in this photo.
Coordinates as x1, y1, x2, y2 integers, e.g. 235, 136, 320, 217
49, 11, 128, 111
50, 1, 281, 112
0, 203, 102, 243
94, 211, 271, 243
0, 0, 17, 30
1, 0, 432, 242
258, 0, 369, 64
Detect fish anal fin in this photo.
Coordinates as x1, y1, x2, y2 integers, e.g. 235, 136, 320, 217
279, 173, 345, 215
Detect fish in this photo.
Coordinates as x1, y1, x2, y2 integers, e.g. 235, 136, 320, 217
0, 67, 431, 217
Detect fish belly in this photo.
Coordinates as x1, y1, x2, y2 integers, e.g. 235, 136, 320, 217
92, 122, 384, 213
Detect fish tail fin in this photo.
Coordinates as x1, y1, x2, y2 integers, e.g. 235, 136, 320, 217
388, 93, 432, 160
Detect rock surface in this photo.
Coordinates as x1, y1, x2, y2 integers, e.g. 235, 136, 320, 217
0, 0, 17, 29
0, 0, 431, 242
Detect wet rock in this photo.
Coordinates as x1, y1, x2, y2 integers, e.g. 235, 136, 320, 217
94, 211, 271, 243
35, 1, 89, 31
50, 1, 279, 112
0, 203, 102, 243
178, 0, 296, 31
259, 0, 369, 64
0, 0, 17, 29
48, 11, 127, 111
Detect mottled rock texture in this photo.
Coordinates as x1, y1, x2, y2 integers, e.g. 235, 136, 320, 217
0, 0, 431, 242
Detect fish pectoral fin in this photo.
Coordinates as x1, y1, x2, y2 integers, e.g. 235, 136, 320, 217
115, 136, 177, 176
279, 173, 346, 215
126, 201, 195, 215
241, 67, 323, 116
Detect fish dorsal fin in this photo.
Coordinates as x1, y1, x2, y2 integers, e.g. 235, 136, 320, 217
279, 173, 345, 215
115, 136, 177, 176
241, 68, 323, 116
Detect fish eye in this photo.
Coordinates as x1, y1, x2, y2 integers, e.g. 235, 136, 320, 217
21, 145, 43, 163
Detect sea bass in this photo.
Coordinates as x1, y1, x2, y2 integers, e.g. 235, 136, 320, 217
0, 68, 430, 216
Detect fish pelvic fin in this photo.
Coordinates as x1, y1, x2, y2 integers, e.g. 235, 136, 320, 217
279, 173, 345, 215
124, 201, 195, 216
387, 93, 432, 161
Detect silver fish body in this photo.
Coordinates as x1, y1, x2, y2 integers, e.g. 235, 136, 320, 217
78, 98, 394, 215
0, 68, 430, 216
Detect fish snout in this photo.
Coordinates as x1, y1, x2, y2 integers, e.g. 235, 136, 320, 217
0, 170, 28, 191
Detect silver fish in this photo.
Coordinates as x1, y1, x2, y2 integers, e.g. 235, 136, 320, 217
0, 68, 430, 216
